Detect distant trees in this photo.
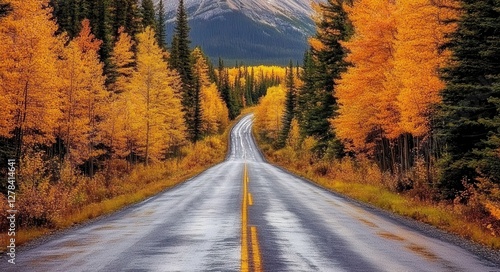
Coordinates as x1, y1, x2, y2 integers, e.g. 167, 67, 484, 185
254, 86, 287, 142
277, 61, 297, 148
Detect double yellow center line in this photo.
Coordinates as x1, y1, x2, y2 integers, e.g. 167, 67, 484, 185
241, 163, 262, 272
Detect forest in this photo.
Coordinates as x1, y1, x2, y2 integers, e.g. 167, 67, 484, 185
254, 0, 500, 247
0, 0, 287, 243
0, 0, 499, 249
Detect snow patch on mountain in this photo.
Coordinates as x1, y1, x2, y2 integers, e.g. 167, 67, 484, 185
164, 0, 317, 33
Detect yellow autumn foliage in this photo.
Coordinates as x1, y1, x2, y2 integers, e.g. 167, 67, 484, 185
254, 85, 286, 141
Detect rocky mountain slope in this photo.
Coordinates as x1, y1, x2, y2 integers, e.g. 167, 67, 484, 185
164, 0, 318, 65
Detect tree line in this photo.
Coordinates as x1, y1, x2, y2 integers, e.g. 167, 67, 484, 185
0, 0, 234, 179
256, 0, 499, 204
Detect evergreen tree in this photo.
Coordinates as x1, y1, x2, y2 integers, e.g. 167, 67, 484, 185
156, 0, 167, 50
438, 0, 500, 198
301, 0, 351, 156
216, 58, 236, 118
111, 0, 141, 38
171, 0, 197, 141
90, 0, 113, 76
140, 0, 156, 30
278, 61, 297, 148
298, 50, 316, 136
50, 0, 83, 37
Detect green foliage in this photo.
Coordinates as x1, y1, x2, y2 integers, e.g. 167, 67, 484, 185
437, 0, 500, 198
296, 0, 351, 156
111, 0, 141, 38
156, 0, 167, 50
140, 0, 156, 29
170, 0, 198, 141
278, 61, 297, 148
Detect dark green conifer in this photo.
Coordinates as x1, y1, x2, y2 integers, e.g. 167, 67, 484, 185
156, 0, 167, 50
171, 0, 199, 141
278, 61, 297, 148
140, 0, 156, 30
437, 0, 500, 198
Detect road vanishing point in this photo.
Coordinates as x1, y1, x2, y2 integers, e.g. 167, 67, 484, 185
2, 115, 500, 271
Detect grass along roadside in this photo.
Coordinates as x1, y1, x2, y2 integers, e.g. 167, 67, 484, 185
0, 115, 245, 250
254, 134, 500, 250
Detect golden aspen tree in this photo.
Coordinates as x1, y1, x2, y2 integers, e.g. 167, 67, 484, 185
58, 19, 107, 174
201, 83, 230, 134
102, 27, 135, 159
128, 26, 186, 165
0, 0, 63, 155
333, 0, 397, 154
191, 47, 229, 135
392, 0, 457, 137
254, 85, 286, 141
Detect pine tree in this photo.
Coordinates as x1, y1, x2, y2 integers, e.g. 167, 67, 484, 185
278, 61, 296, 148
216, 59, 238, 119
156, 0, 167, 50
140, 0, 156, 30
96, 0, 113, 69
171, 0, 197, 141
111, 0, 141, 38
303, 0, 351, 155
438, 0, 500, 197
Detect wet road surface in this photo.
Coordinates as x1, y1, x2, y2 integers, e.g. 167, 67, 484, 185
2, 115, 499, 271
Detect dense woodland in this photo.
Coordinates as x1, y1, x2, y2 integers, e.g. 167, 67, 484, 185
254, 0, 500, 241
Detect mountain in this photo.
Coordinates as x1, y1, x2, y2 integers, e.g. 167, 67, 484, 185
164, 0, 318, 65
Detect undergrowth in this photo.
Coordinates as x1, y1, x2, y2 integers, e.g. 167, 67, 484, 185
256, 134, 500, 250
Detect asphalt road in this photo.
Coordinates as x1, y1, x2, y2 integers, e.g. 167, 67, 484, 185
2, 114, 500, 271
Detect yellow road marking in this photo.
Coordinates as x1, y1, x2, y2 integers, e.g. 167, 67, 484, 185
241, 164, 249, 272
242, 163, 263, 272
251, 226, 262, 272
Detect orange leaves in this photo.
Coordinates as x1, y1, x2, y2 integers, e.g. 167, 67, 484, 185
75, 19, 102, 53
334, 0, 458, 154
308, 37, 325, 52
334, 0, 397, 154
58, 19, 107, 165
391, 0, 458, 137
0, 0, 63, 148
